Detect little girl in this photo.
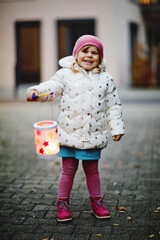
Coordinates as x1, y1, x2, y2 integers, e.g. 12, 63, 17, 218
27, 35, 125, 222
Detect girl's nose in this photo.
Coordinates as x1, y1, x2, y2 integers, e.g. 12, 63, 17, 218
87, 52, 92, 57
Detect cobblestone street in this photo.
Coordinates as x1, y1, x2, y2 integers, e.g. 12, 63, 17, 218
0, 90, 160, 240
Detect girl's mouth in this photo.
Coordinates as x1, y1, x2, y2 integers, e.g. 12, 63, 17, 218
84, 60, 93, 64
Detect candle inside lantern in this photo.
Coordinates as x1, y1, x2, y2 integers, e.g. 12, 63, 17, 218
34, 121, 60, 159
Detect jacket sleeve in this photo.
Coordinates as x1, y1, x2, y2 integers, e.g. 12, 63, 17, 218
105, 77, 125, 136
26, 69, 66, 102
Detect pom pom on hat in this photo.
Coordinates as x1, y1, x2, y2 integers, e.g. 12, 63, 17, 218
73, 35, 103, 58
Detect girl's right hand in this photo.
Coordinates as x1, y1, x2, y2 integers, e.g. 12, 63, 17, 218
27, 90, 39, 102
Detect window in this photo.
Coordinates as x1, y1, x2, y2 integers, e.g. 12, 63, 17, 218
57, 19, 95, 60
15, 21, 41, 87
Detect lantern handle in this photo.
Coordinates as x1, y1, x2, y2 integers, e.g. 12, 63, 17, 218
32, 92, 54, 100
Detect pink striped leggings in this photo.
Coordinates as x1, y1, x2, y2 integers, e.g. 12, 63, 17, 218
58, 157, 101, 198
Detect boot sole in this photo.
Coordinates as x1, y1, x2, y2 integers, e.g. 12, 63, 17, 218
91, 210, 111, 219
57, 217, 72, 222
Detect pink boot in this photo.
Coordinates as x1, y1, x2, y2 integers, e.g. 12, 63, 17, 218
57, 198, 72, 222
90, 196, 110, 219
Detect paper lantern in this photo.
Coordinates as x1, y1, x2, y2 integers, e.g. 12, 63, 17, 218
34, 121, 60, 159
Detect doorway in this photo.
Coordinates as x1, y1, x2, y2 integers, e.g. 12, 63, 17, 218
57, 19, 95, 61
130, 22, 138, 66
129, 22, 151, 87
15, 21, 41, 89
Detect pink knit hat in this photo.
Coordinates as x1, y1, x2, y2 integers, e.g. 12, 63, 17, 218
73, 35, 103, 58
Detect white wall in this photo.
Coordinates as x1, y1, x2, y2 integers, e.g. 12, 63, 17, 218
0, 0, 146, 97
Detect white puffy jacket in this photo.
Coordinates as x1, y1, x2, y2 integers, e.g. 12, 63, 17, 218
28, 56, 125, 149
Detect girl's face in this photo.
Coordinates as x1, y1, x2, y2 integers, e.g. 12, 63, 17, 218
76, 45, 100, 70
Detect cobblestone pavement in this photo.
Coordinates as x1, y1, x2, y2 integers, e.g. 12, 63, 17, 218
0, 90, 160, 240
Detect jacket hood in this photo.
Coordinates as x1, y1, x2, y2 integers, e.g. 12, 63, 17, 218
59, 56, 106, 71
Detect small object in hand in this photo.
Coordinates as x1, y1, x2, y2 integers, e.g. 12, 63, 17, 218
32, 92, 54, 100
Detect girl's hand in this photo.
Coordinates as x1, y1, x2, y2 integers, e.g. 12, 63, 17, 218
112, 134, 123, 142
27, 90, 39, 102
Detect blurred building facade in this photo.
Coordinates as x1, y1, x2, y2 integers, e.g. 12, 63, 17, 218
131, 0, 160, 87
0, 0, 159, 98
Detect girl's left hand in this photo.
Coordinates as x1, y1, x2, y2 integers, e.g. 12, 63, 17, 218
112, 134, 123, 142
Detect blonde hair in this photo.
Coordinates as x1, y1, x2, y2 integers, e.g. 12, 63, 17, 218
71, 45, 103, 73
71, 62, 80, 73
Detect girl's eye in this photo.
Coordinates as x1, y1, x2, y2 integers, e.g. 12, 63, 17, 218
92, 51, 98, 55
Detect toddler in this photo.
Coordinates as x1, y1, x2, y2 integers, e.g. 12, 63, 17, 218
27, 35, 125, 222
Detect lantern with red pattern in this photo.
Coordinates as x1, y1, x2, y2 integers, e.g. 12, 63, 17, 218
34, 121, 60, 159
